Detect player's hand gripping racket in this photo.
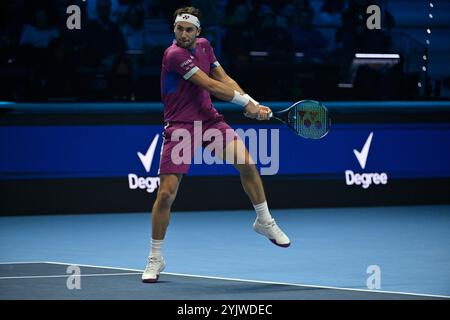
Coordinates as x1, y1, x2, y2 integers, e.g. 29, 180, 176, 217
268, 100, 331, 139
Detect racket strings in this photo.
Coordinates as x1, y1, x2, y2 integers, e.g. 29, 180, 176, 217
292, 105, 329, 138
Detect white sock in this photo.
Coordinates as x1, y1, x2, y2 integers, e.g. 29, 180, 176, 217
150, 239, 163, 258
253, 201, 272, 224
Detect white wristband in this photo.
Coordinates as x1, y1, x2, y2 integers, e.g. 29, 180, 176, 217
244, 94, 259, 106
231, 90, 250, 107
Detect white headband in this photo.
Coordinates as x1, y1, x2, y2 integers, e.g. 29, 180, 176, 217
175, 14, 201, 28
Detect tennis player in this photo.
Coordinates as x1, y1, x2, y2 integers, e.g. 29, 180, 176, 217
142, 7, 290, 283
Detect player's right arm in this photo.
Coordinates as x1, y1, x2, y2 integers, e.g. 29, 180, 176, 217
166, 48, 268, 120
189, 70, 268, 120
189, 69, 236, 101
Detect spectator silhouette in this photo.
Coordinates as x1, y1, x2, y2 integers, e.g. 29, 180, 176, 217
19, 7, 59, 48
336, 0, 393, 54
87, 0, 121, 22
287, 0, 328, 58
317, 0, 345, 25
85, 0, 127, 66
191, 0, 222, 27
110, 54, 134, 100
252, 5, 293, 59
223, 4, 253, 59
121, 5, 145, 51
41, 37, 77, 98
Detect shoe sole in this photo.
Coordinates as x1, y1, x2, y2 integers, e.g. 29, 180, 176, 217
141, 264, 165, 283
142, 275, 159, 283
270, 239, 291, 248
254, 224, 291, 248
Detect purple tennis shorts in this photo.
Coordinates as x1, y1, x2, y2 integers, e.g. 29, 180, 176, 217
158, 116, 238, 175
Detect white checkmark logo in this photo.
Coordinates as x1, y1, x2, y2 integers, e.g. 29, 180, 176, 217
353, 132, 373, 169
137, 134, 159, 173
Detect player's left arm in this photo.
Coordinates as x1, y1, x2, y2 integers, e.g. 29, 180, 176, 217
211, 66, 245, 95
211, 65, 270, 118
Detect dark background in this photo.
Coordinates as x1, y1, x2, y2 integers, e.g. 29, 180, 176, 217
0, 0, 449, 102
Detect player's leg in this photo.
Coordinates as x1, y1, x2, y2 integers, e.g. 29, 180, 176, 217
221, 138, 290, 248
203, 118, 267, 206
223, 138, 266, 205
142, 173, 182, 283
143, 121, 191, 283
152, 173, 183, 240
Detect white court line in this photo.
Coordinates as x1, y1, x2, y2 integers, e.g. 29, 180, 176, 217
33, 260, 450, 299
0, 273, 141, 280
0, 261, 49, 265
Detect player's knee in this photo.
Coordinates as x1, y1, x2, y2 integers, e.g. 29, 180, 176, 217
157, 189, 176, 206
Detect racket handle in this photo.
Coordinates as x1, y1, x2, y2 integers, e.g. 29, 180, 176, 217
268, 112, 273, 119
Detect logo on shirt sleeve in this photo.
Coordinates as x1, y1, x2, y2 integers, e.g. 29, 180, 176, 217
180, 58, 194, 71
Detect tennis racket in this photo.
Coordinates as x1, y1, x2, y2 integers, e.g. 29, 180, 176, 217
269, 100, 331, 139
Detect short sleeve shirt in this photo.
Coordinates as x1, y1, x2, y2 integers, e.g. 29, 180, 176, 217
160, 38, 222, 123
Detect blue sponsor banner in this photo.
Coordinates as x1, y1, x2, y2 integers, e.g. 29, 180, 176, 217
1, 123, 449, 179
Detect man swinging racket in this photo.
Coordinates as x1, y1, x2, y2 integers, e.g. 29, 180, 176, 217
142, 6, 290, 283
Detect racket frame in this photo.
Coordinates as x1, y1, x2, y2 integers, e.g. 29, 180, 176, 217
269, 100, 330, 139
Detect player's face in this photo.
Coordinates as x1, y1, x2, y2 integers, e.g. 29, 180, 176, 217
174, 22, 200, 49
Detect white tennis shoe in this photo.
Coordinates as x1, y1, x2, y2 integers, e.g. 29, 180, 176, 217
142, 256, 165, 283
253, 218, 291, 247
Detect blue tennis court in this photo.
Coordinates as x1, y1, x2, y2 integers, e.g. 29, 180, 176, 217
1, 205, 449, 300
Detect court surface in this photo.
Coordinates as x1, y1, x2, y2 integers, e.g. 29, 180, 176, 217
1, 205, 450, 300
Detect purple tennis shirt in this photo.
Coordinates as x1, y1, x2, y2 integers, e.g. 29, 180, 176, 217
160, 38, 222, 123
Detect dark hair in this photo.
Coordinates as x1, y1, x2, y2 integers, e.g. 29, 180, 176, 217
173, 6, 202, 20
